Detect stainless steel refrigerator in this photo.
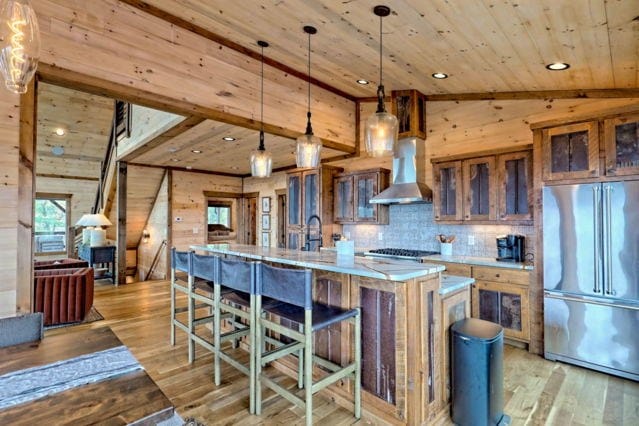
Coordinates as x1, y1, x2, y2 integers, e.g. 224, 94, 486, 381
543, 181, 639, 381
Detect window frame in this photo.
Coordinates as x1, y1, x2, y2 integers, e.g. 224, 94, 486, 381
34, 193, 72, 256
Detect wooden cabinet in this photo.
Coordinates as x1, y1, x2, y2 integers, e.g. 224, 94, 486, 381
433, 147, 532, 224
542, 121, 599, 181
286, 165, 342, 250
333, 168, 389, 224
440, 286, 471, 404
433, 161, 462, 221
604, 113, 639, 176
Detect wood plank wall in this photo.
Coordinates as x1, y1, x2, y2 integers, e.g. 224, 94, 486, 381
117, 105, 185, 159
137, 172, 168, 280
243, 173, 288, 247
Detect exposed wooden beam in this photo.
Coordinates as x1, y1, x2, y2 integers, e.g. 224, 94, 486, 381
117, 161, 128, 285
424, 89, 639, 102
529, 103, 639, 130
38, 64, 356, 155
118, 0, 356, 102
37, 151, 104, 162
36, 173, 100, 181
118, 116, 206, 162
128, 162, 243, 178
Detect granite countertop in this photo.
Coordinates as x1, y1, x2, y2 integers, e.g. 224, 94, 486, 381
439, 274, 475, 296
422, 254, 534, 270
191, 243, 444, 281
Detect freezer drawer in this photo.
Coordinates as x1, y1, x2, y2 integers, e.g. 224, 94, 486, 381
544, 292, 639, 381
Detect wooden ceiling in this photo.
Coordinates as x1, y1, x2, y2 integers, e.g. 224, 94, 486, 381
133, 118, 346, 175
136, 0, 639, 98
36, 83, 113, 179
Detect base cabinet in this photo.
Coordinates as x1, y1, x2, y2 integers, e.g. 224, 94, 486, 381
471, 280, 530, 342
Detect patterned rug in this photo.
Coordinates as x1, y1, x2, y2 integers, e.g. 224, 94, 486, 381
44, 306, 104, 330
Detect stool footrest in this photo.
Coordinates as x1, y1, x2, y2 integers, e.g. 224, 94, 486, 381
261, 341, 304, 365
219, 351, 250, 376
261, 376, 305, 409
220, 327, 250, 342
311, 363, 356, 394
192, 333, 215, 353
193, 315, 215, 326
312, 355, 342, 373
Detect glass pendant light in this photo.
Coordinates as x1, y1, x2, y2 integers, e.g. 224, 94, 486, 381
250, 40, 273, 178
295, 25, 322, 168
365, 5, 398, 158
0, 0, 39, 94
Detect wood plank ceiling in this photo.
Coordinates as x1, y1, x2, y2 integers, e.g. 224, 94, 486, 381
137, 0, 639, 98
36, 83, 113, 179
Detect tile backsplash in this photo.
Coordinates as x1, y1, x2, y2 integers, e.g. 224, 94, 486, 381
343, 204, 535, 260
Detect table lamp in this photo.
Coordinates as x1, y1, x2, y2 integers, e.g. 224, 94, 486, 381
83, 213, 112, 247
75, 214, 93, 245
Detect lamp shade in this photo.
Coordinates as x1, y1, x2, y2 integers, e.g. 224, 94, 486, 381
296, 133, 322, 168
250, 149, 272, 178
365, 110, 398, 157
75, 213, 92, 227
83, 213, 112, 227
0, 0, 40, 94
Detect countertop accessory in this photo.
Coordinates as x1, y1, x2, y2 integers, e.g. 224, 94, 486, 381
250, 40, 272, 178
296, 25, 322, 168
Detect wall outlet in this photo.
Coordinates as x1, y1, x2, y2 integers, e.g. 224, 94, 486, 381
192, 226, 199, 234
378, 232, 384, 241
344, 231, 351, 240
175, 217, 183, 222
468, 235, 475, 246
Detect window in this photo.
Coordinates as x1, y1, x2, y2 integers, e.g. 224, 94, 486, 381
34, 196, 69, 254
207, 203, 231, 228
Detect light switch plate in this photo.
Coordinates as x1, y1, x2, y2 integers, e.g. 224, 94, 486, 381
378, 232, 384, 241
468, 235, 475, 245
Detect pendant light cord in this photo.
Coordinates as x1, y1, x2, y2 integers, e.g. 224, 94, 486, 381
259, 44, 265, 151
305, 31, 314, 135
376, 13, 386, 113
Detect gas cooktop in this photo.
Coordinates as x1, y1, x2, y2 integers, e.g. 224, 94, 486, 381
365, 248, 440, 260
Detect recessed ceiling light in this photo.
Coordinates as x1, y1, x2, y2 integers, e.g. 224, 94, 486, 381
51, 146, 64, 156
171, 158, 179, 162
54, 128, 66, 136
356, 79, 369, 85
191, 149, 202, 153
231, 166, 239, 170
546, 62, 570, 71
223, 136, 236, 141
186, 165, 192, 170
432, 72, 448, 79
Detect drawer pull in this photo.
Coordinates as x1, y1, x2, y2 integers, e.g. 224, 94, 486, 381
495, 273, 500, 278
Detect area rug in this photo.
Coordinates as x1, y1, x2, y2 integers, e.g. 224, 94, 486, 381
44, 306, 104, 330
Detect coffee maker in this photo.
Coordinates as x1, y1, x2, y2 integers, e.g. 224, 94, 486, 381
496, 234, 525, 262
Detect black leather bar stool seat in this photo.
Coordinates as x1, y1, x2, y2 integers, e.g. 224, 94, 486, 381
264, 302, 359, 332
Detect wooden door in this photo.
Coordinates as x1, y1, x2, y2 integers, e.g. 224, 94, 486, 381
432, 161, 462, 221
243, 196, 257, 245
497, 151, 532, 221
286, 173, 302, 227
542, 121, 599, 181
462, 156, 496, 221
333, 175, 354, 223
604, 113, 639, 176
277, 192, 286, 248
354, 172, 379, 222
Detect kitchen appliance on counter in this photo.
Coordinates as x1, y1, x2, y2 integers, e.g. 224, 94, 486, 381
496, 234, 525, 262
364, 247, 440, 262
543, 181, 639, 381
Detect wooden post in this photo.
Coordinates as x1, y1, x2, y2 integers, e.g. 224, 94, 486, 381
117, 161, 127, 285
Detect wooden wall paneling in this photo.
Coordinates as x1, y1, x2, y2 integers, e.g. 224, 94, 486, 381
166, 169, 173, 277
242, 172, 287, 247
117, 161, 128, 285
125, 165, 166, 249
530, 128, 544, 355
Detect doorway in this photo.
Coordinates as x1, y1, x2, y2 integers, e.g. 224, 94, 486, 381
276, 189, 287, 248
242, 193, 258, 245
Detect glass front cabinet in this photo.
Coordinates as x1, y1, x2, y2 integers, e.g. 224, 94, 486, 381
604, 113, 639, 176
542, 121, 599, 181
333, 168, 389, 224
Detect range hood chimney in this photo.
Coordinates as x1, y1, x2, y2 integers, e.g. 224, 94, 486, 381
370, 137, 432, 204
370, 89, 432, 204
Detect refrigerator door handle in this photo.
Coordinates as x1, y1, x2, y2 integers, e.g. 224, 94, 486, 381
592, 185, 601, 294
544, 291, 639, 310
604, 185, 616, 296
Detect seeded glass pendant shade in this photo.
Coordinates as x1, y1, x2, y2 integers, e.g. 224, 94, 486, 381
364, 5, 397, 158
250, 40, 273, 178
0, 0, 40, 94
296, 26, 322, 168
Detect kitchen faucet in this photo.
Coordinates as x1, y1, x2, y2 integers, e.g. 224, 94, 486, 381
303, 214, 323, 251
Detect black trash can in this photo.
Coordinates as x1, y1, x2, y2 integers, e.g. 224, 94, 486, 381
450, 318, 510, 426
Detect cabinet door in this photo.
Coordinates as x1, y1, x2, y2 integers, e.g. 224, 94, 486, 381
542, 121, 599, 181
287, 173, 301, 226
354, 172, 379, 222
286, 228, 302, 250
433, 161, 462, 221
604, 113, 639, 176
471, 281, 530, 342
462, 156, 496, 221
497, 151, 532, 221
333, 175, 354, 223
302, 170, 320, 225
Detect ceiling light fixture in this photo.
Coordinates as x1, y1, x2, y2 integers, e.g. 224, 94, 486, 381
222, 136, 236, 141
546, 62, 570, 71
250, 40, 272, 178
191, 149, 202, 153
356, 79, 369, 85
54, 127, 66, 136
51, 146, 64, 156
295, 25, 322, 168
0, 0, 40, 94
432, 72, 448, 79
365, 5, 398, 158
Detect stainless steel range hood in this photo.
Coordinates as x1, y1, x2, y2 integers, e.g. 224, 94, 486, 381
370, 137, 432, 204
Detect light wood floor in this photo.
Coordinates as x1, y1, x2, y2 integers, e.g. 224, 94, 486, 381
47, 280, 639, 425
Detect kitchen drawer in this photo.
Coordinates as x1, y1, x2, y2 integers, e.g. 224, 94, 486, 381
472, 266, 529, 286
430, 261, 471, 277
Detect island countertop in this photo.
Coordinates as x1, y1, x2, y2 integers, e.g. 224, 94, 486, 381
190, 243, 444, 281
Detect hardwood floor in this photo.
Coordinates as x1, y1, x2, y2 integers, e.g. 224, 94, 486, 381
47, 280, 639, 425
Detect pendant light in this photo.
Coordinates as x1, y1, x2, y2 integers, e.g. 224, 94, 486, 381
364, 5, 398, 158
250, 40, 273, 178
0, 0, 39, 94
295, 25, 322, 168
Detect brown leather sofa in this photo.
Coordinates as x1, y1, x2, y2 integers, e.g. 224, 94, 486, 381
34, 258, 88, 270
33, 267, 95, 326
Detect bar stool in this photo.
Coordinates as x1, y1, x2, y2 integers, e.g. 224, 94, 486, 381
188, 253, 223, 357
254, 263, 361, 426
170, 248, 193, 360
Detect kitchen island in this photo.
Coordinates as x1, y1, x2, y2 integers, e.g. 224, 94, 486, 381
191, 243, 473, 425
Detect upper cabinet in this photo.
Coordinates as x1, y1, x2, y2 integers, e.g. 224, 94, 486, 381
333, 168, 390, 224
604, 113, 639, 177
542, 121, 599, 181
432, 147, 532, 224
